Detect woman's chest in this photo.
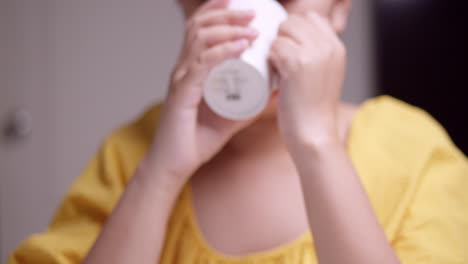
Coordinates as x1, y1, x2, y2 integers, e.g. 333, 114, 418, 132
187, 158, 311, 258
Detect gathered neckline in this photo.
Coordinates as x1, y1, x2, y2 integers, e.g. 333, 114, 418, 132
184, 184, 313, 262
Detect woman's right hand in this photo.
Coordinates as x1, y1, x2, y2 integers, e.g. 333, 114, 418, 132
140, 0, 258, 191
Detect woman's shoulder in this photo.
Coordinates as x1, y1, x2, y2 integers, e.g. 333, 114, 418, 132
95, 102, 164, 181
350, 96, 468, 243
109, 102, 164, 146
350, 95, 467, 178
345, 96, 468, 257
351, 95, 458, 154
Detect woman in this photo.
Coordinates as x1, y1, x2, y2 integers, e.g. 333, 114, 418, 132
9, 0, 468, 263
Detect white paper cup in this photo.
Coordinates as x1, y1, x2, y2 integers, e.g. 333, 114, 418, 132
203, 0, 288, 120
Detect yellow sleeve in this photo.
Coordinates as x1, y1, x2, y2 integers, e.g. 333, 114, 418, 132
394, 139, 468, 263
7, 136, 126, 264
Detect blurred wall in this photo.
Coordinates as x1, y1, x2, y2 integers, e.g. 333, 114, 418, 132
1, 0, 375, 260
342, 0, 376, 103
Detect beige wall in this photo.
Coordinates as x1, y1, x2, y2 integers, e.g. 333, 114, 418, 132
48, 0, 185, 213
1, 0, 375, 260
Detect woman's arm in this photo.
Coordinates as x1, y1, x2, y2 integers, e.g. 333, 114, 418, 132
84, 0, 258, 263
83, 162, 180, 264
290, 140, 400, 264
269, 12, 400, 264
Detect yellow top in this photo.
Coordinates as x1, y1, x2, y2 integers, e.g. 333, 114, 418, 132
8, 96, 468, 264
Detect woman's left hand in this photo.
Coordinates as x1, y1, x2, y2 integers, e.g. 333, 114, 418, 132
269, 11, 346, 151
269, 15, 403, 264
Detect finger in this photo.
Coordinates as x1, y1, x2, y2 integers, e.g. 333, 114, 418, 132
195, 0, 230, 16
170, 39, 249, 108
278, 15, 311, 45
178, 39, 250, 98
305, 12, 346, 55
196, 38, 249, 76
180, 25, 256, 75
199, 25, 258, 47
195, 9, 255, 27
306, 12, 336, 37
269, 36, 299, 77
